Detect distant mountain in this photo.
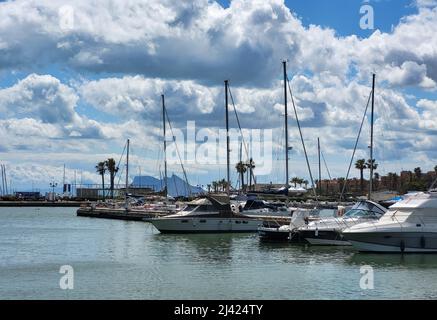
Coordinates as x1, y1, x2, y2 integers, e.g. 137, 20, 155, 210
131, 174, 204, 197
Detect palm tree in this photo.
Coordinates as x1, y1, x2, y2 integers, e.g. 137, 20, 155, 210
105, 158, 119, 199
95, 161, 106, 201
355, 159, 366, 192
297, 178, 304, 187
291, 177, 299, 188
303, 180, 309, 189
213, 181, 219, 193
220, 179, 228, 192
219, 179, 226, 192
246, 158, 256, 191
235, 161, 247, 192
414, 167, 422, 180
366, 159, 378, 191
366, 159, 378, 171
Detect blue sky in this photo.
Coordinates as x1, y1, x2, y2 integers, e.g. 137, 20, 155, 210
0, 0, 436, 192
218, 0, 418, 36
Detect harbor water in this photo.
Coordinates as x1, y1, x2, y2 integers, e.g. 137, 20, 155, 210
1, 207, 437, 299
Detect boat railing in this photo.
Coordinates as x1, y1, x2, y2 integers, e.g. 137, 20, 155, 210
388, 211, 428, 232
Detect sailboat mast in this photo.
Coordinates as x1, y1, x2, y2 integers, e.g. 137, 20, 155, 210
369, 74, 375, 200
162, 95, 168, 197
125, 139, 130, 208
63, 164, 65, 194
3, 165, 8, 195
225, 80, 230, 196
283, 60, 289, 189
318, 137, 321, 194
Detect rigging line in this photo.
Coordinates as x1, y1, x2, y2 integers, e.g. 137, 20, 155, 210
228, 85, 249, 160
321, 151, 333, 181
286, 76, 318, 201
429, 177, 437, 191
340, 89, 373, 201
115, 141, 127, 190
164, 108, 191, 196
228, 84, 257, 187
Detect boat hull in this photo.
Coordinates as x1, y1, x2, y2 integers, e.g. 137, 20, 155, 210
149, 217, 260, 233
258, 227, 308, 243
343, 231, 437, 253
299, 229, 351, 246
258, 227, 290, 242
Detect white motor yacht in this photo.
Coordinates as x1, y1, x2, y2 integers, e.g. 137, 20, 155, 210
145, 196, 261, 233
342, 191, 437, 252
297, 200, 387, 246
257, 208, 320, 242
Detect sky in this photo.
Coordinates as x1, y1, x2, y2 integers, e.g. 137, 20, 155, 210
0, 0, 436, 192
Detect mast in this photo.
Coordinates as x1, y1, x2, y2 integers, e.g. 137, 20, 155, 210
3, 165, 8, 195
62, 164, 65, 194
1, 165, 4, 195
162, 95, 168, 197
239, 140, 242, 192
225, 80, 230, 196
318, 137, 321, 195
74, 170, 76, 198
125, 139, 130, 208
283, 60, 289, 190
369, 74, 375, 200
0, 165, 3, 196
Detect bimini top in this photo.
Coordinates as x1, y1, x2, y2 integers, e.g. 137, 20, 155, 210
344, 200, 387, 218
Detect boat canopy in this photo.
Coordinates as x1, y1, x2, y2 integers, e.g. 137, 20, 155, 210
344, 200, 387, 217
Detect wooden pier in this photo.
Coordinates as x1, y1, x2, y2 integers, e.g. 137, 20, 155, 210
76, 206, 168, 221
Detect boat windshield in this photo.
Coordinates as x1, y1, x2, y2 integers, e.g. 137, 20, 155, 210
343, 200, 386, 218
182, 205, 199, 212
344, 209, 378, 218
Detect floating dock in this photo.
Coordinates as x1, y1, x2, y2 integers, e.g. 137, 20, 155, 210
76, 206, 169, 221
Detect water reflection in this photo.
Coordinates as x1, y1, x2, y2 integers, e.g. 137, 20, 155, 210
149, 232, 251, 265
347, 252, 437, 269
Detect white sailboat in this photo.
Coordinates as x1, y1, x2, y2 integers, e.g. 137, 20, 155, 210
147, 81, 262, 233
298, 73, 387, 246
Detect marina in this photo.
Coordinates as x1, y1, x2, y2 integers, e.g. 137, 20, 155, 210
0, 0, 436, 304
2, 206, 437, 299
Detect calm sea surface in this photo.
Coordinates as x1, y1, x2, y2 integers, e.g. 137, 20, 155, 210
1, 207, 437, 300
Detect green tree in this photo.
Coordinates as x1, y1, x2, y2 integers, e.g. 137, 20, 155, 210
235, 161, 247, 192
95, 161, 106, 201
291, 177, 300, 188
366, 159, 378, 171
246, 158, 256, 191
414, 167, 422, 180
355, 159, 366, 192
212, 181, 218, 193
105, 158, 119, 199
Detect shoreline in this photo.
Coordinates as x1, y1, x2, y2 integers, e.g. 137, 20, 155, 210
0, 201, 85, 207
